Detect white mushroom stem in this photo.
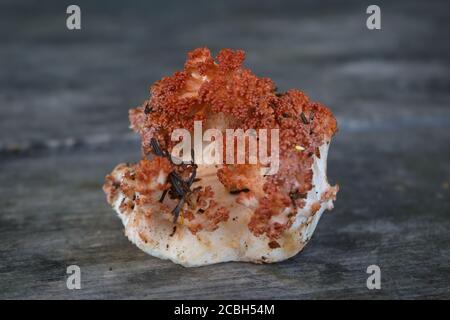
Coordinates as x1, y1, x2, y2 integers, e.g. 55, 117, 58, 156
108, 141, 336, 267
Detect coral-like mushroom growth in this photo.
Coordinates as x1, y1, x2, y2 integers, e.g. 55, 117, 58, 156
104, 48, 338, 266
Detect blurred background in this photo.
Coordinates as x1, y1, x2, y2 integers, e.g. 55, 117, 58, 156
0, 0, 449, 299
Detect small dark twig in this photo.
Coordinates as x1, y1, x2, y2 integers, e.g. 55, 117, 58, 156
150, 138, 164, 156
300, 112, 309, 124
159, 189, 168, 203
230, 188, 250, 194
150, 137, 199, 223
169, 172, 188, 197
172, 195, 186, 223
144, 105, 153, 114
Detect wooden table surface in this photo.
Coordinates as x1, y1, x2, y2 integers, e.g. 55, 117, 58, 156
1, 0, 449, 299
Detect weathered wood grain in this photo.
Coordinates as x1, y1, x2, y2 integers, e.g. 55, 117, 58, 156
0, 0, 449, 299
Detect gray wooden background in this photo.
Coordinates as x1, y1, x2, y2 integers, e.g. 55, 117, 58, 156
0, 0, 449, 299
